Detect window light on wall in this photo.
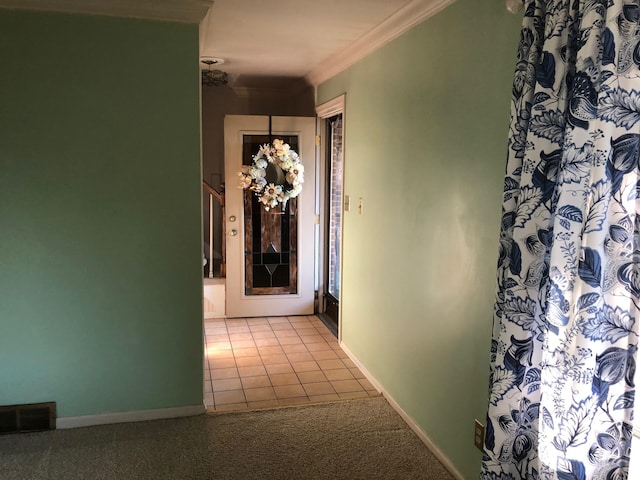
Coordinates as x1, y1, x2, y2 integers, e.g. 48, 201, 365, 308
505, 0, 524, 14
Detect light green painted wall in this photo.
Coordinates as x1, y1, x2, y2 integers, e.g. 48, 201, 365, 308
0, 11, 203, 417
318, 1, 521, 478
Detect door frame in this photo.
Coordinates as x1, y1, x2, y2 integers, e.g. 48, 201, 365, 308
315, 95, 346, 340
224, 115, 316, 318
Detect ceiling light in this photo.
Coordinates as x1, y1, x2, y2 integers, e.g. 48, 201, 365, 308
201, 59, 228, 87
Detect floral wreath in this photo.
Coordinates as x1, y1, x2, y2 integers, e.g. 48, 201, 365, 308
238, 138, 304, 211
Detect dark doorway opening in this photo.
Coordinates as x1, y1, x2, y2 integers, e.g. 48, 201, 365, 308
320, 114, 343, 337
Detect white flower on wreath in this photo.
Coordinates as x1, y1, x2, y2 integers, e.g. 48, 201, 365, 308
238, 170, 252, 189
283, 183, 302, 200
258, 143, 273, 160
260, 183, 283, 210
237, 138, 304, 211
251, 177, 267, 192
273, 139, 288, 155
278, 158, 292, 171
286, 163, 304, 185
249, 166, 266, 180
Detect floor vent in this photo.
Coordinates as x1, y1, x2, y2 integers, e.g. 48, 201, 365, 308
0, 402, 56, 434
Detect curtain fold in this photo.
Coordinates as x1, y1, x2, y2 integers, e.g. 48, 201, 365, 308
481, 1, 640, 478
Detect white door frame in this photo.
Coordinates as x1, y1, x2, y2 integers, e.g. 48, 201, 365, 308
315, 95, 346, 340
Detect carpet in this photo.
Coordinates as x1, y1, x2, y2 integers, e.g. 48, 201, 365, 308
0, 397, 456, 479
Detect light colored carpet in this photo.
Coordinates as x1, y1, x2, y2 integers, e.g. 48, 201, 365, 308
0, 397, 455, 479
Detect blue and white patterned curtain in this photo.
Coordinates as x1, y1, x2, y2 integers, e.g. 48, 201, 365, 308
481, 1, 640, 479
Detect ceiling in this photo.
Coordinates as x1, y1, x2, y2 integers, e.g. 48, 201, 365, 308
0, 0, 453, 86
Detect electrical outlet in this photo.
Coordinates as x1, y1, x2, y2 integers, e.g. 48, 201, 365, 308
474, 419, 485, 451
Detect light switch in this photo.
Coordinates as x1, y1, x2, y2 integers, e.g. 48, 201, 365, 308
358, 197, 364, 215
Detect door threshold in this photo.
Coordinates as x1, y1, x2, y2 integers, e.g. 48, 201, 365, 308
317, 312, 338, 338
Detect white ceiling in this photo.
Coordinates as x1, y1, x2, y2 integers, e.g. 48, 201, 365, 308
201, 0, 408, 77
0, 0, 453, 86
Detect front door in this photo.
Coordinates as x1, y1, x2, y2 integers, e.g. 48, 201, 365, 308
224, 115, 316, 318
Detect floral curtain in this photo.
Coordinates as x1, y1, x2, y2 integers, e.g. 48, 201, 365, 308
481, 1, 640, 479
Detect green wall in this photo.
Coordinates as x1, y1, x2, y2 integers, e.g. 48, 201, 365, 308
318, 1, 521, 478
0, 11, 203, 418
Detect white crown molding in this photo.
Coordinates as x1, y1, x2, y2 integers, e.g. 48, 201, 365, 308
306, 0, 455, 87
57, 405, 205, 429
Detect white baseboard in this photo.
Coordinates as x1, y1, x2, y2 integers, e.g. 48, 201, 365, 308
339, 342, 465, 480
57, 404, 206, 429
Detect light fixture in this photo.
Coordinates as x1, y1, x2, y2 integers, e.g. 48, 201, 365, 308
201, 59, 228, 87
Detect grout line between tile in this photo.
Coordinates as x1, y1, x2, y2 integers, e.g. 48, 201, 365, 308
206, 315, 375, 412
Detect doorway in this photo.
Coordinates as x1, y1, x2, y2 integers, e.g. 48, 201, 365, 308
320, 114, 344, 336
223, 115, 316, 318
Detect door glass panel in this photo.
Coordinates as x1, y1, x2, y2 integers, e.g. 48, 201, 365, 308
242, 135, 299, 296
326, 117, 343, 300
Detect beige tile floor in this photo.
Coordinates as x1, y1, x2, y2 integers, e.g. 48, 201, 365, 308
203, 315, 379, 411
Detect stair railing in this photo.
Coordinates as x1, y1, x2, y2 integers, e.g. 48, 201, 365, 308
202, 180, 225, 277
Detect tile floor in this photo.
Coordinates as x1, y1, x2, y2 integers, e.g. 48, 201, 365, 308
203, 315, 379, 411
